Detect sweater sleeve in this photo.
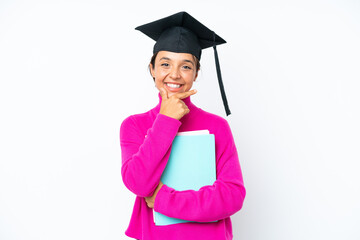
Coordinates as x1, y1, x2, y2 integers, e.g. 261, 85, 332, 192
153, 119, 246, 222
120, 113, 182, 197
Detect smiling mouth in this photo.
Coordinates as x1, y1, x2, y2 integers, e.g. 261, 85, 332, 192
165, 83, 184, 89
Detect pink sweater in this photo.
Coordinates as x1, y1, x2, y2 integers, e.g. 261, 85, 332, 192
120, 92, 246, 240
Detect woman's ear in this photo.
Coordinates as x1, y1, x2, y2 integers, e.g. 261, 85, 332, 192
194, 71, 198, 82
149, 63, 155, 79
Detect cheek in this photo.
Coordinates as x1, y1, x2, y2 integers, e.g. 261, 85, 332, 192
184, 72, 196, 83
155, 68, 169, 79
154, 71, 168, 86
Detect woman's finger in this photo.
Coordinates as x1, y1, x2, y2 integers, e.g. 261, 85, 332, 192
172, 89, 197, 99
159, 87, 168, 100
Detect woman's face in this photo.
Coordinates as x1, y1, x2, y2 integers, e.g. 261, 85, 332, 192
150, 51, 198, 98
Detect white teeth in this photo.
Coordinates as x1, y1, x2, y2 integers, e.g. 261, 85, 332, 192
166, 83, 182, 88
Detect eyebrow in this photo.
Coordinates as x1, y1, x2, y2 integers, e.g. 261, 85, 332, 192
184, 59, 195, 66
159, 57, 171, 61
159, 57, 195, 66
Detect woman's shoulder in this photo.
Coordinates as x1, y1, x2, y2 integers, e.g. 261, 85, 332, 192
120, 110, 153, 130
197, 107, 229, 125
195, 108, 235, 146
196, 108, 232, 133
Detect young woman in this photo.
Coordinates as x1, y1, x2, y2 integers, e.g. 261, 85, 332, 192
120, 12, 246, 240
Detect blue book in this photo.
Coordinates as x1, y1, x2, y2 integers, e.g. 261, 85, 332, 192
153, 130, 217, 226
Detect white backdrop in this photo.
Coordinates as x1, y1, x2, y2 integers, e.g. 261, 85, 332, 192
0, 0, 359, 239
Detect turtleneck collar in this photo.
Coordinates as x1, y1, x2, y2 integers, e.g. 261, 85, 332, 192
151, 92, 198, 120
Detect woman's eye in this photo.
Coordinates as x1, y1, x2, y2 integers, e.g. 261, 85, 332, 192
161, 63, 169, 67
183, 65, 192, 70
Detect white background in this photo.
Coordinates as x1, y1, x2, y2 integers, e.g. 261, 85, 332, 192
1, 0, 359, 239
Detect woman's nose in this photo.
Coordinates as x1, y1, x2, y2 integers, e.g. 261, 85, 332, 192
169, 67, 180, 79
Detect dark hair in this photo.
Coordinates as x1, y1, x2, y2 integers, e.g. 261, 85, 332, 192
148, 52, 201, 81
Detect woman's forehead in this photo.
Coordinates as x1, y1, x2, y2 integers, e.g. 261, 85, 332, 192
156, 51, 195, 62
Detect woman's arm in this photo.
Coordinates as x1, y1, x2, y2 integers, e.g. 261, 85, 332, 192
153, 119, 246, 222
120, 113, 182, 197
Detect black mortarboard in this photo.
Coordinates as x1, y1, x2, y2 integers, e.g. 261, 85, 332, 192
135, 11, 231, 116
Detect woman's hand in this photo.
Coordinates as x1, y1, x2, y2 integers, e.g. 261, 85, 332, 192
144, 181, 164, 209
159, 87, 197, 120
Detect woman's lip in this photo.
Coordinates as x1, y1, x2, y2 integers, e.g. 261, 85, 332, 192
165, 82, 184, 85
164, 83, 184, 92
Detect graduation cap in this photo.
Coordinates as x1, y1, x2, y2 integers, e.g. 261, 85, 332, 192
135, 11, 231, 116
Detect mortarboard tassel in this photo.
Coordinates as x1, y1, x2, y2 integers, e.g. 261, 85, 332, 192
213, 32, 231, 116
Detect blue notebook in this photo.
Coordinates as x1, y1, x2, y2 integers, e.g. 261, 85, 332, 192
153, 130, 217, 226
